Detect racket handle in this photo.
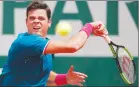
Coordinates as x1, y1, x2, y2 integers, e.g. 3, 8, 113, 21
102, 35, 111, 44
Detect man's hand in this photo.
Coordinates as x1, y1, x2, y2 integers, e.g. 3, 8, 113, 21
90, 21, 108, 37
66, 65, 88, 86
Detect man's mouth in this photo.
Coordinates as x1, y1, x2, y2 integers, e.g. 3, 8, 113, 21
33, 27, 41, 30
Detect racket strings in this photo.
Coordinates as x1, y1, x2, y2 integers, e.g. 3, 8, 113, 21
117, 48, 135, 83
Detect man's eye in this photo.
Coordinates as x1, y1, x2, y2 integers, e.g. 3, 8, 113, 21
38, 17, 45, 20
29, 17, 35, 20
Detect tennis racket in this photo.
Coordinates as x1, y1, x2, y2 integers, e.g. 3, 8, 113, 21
102, 35, 136, 85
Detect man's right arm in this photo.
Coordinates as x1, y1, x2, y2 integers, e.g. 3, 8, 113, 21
43, 21, 106, 54
44, 31, 88, 54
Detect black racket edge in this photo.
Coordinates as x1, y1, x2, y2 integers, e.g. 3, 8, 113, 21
123, 48, 137, 74
109, 41, 125, 48
117, 45, 136, 75
124, 48, 137, 83
108, 41, 136, 85
107, 41, 123, 73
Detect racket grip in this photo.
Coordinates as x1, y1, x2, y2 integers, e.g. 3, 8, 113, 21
102, 35, 111, 44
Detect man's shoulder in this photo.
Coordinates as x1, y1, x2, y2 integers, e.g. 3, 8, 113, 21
17, 32, 27, 37
16, 33, 49, 44
17, 32, 39, 39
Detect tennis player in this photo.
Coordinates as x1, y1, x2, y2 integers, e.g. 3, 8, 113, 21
0, 0, 107, 86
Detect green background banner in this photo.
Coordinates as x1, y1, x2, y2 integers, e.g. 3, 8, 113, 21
0, 56, 138, 86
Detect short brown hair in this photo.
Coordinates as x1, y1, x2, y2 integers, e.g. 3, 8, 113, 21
26, 0, 51, 20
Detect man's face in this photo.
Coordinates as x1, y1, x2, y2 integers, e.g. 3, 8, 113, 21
26, 9, 51, 37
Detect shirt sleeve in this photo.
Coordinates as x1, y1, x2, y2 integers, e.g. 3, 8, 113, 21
22, 35, 49, 56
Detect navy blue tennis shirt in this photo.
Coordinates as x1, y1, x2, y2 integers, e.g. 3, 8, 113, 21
1, 32, 53, 86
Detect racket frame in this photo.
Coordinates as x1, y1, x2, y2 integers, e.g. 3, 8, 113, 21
108, 41, 136, 85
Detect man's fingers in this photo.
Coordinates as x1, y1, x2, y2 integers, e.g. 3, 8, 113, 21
68, 65, 74, 72
78, 76, 86, 80
77, 78, 86, 83
74, 72, 88, 78
76, 83, 83, 86
93, 27, 108, 36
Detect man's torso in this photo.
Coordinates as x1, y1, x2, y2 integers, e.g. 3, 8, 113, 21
1, 33, 52, 86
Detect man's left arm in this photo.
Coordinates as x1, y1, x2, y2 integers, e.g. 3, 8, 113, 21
47, 71, 57, 86
47, 65, 88, 86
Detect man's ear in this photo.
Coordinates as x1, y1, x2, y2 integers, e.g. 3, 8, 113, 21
48, 20, 52, 28
26, 18, 28, 26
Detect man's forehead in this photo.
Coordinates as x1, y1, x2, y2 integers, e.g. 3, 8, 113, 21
28, 9, 47, 17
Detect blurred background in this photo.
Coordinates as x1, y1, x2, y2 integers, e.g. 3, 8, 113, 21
0, 1, 138, 86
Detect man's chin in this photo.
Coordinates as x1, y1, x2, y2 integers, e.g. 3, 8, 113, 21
32, 32, 42, 36
30, 32, 46, 38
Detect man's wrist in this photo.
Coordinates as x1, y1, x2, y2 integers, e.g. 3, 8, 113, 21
80, 23, 93, 38
55, 74, 67, 86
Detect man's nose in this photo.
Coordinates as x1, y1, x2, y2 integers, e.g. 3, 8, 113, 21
33, 19, 40, 23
